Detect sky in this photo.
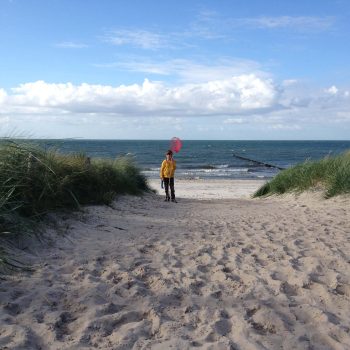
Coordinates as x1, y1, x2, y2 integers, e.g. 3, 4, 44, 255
0, 0, 350, 140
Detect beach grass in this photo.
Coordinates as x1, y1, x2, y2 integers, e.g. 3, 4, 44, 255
253, 150, 350, 198
0, 139, 149, 271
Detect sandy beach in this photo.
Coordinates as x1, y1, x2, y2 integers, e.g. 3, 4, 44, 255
1, 179, 350, 349
148, 179, 265, 200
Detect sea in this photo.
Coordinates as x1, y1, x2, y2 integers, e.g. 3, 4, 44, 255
33, 140, 350, 180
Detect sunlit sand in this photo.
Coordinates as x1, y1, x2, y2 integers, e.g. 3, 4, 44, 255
1, 180, 349, 349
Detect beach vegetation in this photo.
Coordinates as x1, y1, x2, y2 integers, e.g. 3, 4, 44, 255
0, 139, 149, 272
254, 151, 350, 198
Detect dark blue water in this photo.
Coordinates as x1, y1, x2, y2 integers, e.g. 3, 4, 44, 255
34, 140, 350, 180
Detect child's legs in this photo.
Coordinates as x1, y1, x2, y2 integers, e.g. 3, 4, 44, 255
163, 178, 170, 198
170, 177, 175, 199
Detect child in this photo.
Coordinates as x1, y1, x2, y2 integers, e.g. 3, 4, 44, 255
160, 150, 177, 202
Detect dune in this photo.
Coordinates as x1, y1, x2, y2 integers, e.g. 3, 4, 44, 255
0, 179, 349, 349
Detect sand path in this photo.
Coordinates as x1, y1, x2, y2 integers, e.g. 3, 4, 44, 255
1, 190, 350, 349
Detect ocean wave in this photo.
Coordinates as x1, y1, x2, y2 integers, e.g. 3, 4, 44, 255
143, 167, 252, 174
142, 165, 275, 180
145, 164, 268, 172
180, 168, 250, 174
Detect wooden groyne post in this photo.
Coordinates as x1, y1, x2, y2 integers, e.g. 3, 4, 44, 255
232, 152, 286, 170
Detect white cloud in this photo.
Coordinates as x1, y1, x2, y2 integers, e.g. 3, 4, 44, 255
326, 85, 338, 95
103, 30, 166, 49
0, 89, 7, 104
223, 118, 245, 124
189, 12, 335, 40
55, 41, 88, 48
2, 75, 277, 117
1, 78, 350, 138
100, 13, 334, 57
235, 16, 335, 31
269, 124, 301, 130
282, 79, 298, 87
98, 57, 265, 83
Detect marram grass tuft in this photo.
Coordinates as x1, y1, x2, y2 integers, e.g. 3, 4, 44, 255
0, 140, 150, 272
254, 150, 350, 198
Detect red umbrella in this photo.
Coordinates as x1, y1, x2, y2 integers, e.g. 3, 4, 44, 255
170, 137, 182, 153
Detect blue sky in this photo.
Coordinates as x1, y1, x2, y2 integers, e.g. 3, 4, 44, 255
0, 0, 349, 139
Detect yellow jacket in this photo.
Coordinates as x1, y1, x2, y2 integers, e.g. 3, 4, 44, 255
160, 159, 176, 178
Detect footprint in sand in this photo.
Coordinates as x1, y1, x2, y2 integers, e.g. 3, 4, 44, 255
280, 281, 299, 297
210, 290, 223, 300
214, 319, 232, 336
3, 302, 21, 316
96, 302, 125, 317
189, 280, 205, 296
50, 311, 76, 340
197, 264, 210, 273
335, 284, 350, 296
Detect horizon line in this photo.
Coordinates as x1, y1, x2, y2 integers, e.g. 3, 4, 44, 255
1, 138, 350, 142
